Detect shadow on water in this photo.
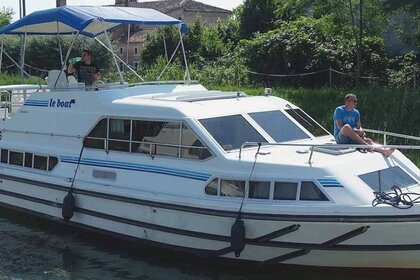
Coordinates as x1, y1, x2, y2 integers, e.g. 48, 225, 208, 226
0, 207, 414, 280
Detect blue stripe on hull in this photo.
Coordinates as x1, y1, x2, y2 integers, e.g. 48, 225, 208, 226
60, 156, 211, 181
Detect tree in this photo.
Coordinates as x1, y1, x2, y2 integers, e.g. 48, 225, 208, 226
0, 7, 13, 28
236, 0, 277, 39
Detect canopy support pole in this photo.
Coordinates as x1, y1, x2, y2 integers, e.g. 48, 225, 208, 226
0, 37, 4, 73
56, 21, 64, 65
2, 49, 31, 78
19, 32, 27, 78
94, 37, 144, 82
55, 31, 79, 89
126, 24, 130, 74
178, 26, 191, 84
101, 20, 124, 84
157, 40, 181, 81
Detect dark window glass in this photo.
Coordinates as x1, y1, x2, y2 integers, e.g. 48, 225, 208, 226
300, 181, 329, 201
181, 124, 211, 160
199, 115, 266, 151
109, 119, 131, 140
205, 178, 218, 196
359, 166, 418, 192
284, 108, 329, 137
249, 111, 310, 142
87, 118, 107, 138
33, 155, 48, 170
1, 149, 8, 163
84, 138, 105, 149
9, 151, 23, 166
24, 153, 33, 168
274, 182, 297, 200
108, 140, 130, 152
249, 181, 270, 199
220, 180, 245, 198
92, 169, 117, 180
132, 120, 167, 142
48, 156, 58, 171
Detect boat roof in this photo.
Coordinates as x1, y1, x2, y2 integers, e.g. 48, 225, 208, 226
0, 6, 182, 37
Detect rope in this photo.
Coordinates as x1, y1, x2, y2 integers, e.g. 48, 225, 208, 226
245, 68, 379, 80
372, 185, 420, 209
237, 143, 261, 217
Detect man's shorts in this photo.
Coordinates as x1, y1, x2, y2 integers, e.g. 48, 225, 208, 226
335, 131, 357, 144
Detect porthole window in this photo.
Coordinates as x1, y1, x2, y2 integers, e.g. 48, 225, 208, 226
24, 153, 33, 168
48, 156, 58, 171
274, 182, 297, 200
1, 149, 8, 163
205, 178, 218, 196
33, 155, 48, 170
249, 181, 270, 199
300, 181, 329, 201
9, 151, 23, 166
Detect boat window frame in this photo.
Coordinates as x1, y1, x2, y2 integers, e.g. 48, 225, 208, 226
85, 116, 214, 161
0, 148, 59, 172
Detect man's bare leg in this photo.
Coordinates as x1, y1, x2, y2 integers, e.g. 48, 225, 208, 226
341, 125, 395, 157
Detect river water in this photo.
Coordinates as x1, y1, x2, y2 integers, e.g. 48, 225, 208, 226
0, 207, 402, 280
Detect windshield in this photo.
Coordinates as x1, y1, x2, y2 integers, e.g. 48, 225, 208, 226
359, 166, 418, 192
284, 108, 329, 137
199, 115, 266, 151
249, 110, 310, 142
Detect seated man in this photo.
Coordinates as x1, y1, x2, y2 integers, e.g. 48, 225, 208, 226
334, 93, 394, 157
67, 49, 101, 86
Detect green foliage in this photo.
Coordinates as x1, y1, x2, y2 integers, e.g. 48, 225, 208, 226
0, 7, 13, 28
1, 35, 114, 76
387, 52, 419, 89
235, 0, 277, 38
141, 18, 226, 67
0, 72, 44, 85
239, 16, 388, 86
383, 0, 420, 49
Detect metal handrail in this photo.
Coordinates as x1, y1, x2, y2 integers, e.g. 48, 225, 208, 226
238, 141, 420, 161
364, 128, 420, 144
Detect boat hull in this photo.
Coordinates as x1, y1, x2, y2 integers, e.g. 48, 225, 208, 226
1, 174, 420, 269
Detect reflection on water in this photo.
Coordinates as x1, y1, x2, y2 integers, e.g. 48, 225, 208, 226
0, 207, 399, 280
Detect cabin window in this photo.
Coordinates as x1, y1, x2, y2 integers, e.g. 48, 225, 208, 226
1, 149, 8, 163
119, 47, 123, 54
9, 151, 23, 166
220, 180, 245, 198
181, 123, 211, 160
86, 118, 212, 160
205, 178, 218, 196
24, 152, 33, 168
249, 111, 310, 142
48, 156, 58, 171
85, 119, 107, 149
284, 108, 329, 137
300, 181, 329, 201
249, 181, 270, 199
33, 155, 48, 170
134, 47, 138, 54
199, 115, 266, 151
108, 119, 131, 152
359, 166, 418, 192
274, 182, 298, 200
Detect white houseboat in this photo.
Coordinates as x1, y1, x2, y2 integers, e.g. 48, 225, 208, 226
0, 6, 420, 269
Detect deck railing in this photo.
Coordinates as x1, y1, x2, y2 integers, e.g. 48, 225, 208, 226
239, 134, 420, 164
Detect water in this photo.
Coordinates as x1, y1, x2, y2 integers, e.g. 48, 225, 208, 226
0, 208, 406, 280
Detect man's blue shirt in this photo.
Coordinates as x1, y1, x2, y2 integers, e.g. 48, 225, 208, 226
333, 106, 360, 137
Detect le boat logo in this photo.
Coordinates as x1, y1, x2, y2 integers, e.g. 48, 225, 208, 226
49, 98, 75, 108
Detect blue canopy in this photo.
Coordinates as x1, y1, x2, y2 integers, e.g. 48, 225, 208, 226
0, 6, 182, 37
